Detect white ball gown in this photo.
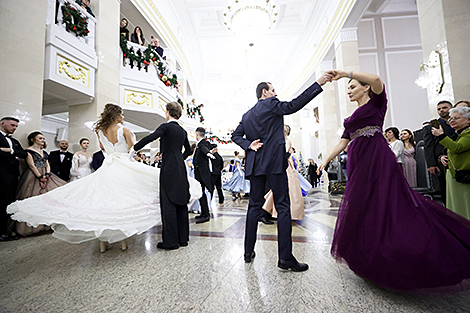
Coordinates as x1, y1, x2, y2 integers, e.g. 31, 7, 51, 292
8, 125, 200, 244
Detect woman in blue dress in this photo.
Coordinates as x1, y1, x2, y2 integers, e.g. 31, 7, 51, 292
222, 151, 250, 200
289, 147, 312, 196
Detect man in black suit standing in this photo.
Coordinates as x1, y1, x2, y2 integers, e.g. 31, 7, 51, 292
210, 144, 224, 204
232, 72, 333, 270
193, 127, 215, 224
49, 140, 73, 181
0, 117, 28, 241
423, 100, 454, 202
91, 144, 106, 171
131, 102, 191, 250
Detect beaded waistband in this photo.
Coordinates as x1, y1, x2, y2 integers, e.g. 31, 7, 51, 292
350, 126, 382, 140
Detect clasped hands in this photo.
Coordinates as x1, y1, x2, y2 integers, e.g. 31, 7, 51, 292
316, 70, 350, 86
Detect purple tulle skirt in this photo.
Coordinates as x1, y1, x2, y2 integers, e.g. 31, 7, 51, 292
332, 132, 470, 290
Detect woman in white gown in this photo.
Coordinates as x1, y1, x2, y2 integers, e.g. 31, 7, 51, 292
69, 138, 93, 181
7, 104, 162, 251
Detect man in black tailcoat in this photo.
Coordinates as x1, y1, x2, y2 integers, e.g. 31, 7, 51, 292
231, 71, 332, 270
49, 140, 73, 181
131, 102, 192, 250
210, 144, 224, 204
0, 117, 27, 241
193, 127, 215, 224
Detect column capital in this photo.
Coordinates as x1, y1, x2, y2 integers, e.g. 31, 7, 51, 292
334, 27, 358, 51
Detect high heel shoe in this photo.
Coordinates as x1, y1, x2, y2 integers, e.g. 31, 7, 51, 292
121, 239, 127, 251
100, 241, 107, 253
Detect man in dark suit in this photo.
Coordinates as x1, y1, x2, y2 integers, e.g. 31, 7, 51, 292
423, 100, 454, 202
193, 127, 215, 224
132, 102, 191, 250
150, 36, 164, 58
231, 72, 333, 270
210, 144, 224, 204
91, 147, 106, 171
0, 117, 28, 241
49, 140, 73, 181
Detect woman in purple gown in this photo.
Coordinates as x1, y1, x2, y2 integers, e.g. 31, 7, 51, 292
318, 70, 470, 290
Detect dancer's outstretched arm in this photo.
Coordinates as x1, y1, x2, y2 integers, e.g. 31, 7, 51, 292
331, 70, 383, 95
318, 138, 350, 174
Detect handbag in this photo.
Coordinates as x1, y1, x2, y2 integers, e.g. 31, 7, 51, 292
448, 154, 470, 184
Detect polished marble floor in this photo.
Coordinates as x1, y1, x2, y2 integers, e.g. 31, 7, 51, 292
1, 186, 470, 312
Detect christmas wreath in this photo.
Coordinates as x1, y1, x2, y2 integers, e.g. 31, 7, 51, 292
61, 3, 89, 37
120, 36, 178, 88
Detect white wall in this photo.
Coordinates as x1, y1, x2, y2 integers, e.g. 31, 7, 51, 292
357, 13, 430, 131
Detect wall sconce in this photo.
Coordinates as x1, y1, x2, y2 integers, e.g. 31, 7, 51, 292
415, 50, 444, 94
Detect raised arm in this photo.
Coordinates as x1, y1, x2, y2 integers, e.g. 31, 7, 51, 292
331, 70, 383, 95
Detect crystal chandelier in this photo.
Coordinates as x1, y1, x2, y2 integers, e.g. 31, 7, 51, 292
224, 0, 278, 42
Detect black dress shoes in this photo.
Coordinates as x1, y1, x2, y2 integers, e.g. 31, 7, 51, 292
157, 242, 179, 250
0, 234, 20, 242
195, 215, 203, 219
278, 257, 309, 272
259, 216, 274, 225
195, 216, 210, 224
179, 242, 188, 247
244, 251, 256, 263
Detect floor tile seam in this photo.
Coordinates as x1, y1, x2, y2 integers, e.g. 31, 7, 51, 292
189, 240, 248, 312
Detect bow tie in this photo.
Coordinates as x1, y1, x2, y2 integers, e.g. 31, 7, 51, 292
59, 151, 67, 154
5, 134, 12, 138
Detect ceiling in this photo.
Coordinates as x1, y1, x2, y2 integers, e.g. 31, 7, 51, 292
122, 0, 378, 132
123, 0, 419, 132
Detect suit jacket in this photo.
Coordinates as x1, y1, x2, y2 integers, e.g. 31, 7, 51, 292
211, 152, 223, 176
152, 45, 164, 57
134, 121, 191, 205
0, 133, 27, 178
232, 82, 323, 177
91, 150, 105, 171
193, 139, 214, 193
49, 150, 73, 181
423, 119, 455, 168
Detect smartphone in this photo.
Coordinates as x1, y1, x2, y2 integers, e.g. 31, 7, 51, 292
430, 119, 440, 129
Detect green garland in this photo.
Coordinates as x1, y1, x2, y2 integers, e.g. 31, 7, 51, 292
186, 104, 205, 123
120, 35, 178, 88
61, 3, 89, 37
208, 135, 232, 144
177, 98, 184, 108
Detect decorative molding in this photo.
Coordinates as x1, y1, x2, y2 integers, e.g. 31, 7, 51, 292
124, 89, 153, 108
334, 27, 358, 50
357, 18, 377, 50
56, 53, 89, 87
381, 15, 421, 49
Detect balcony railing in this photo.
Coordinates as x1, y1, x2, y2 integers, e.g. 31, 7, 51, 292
48, 0, 96, 49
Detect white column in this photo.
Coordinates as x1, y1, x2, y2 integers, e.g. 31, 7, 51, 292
68, 0, 120, 152
334, 28, 361, 122
316, 61, 340, 162
417, 0, 470, 115
0, 1, 47, 145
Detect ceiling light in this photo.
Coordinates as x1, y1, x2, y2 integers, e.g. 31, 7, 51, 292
224, 0, 278, 42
